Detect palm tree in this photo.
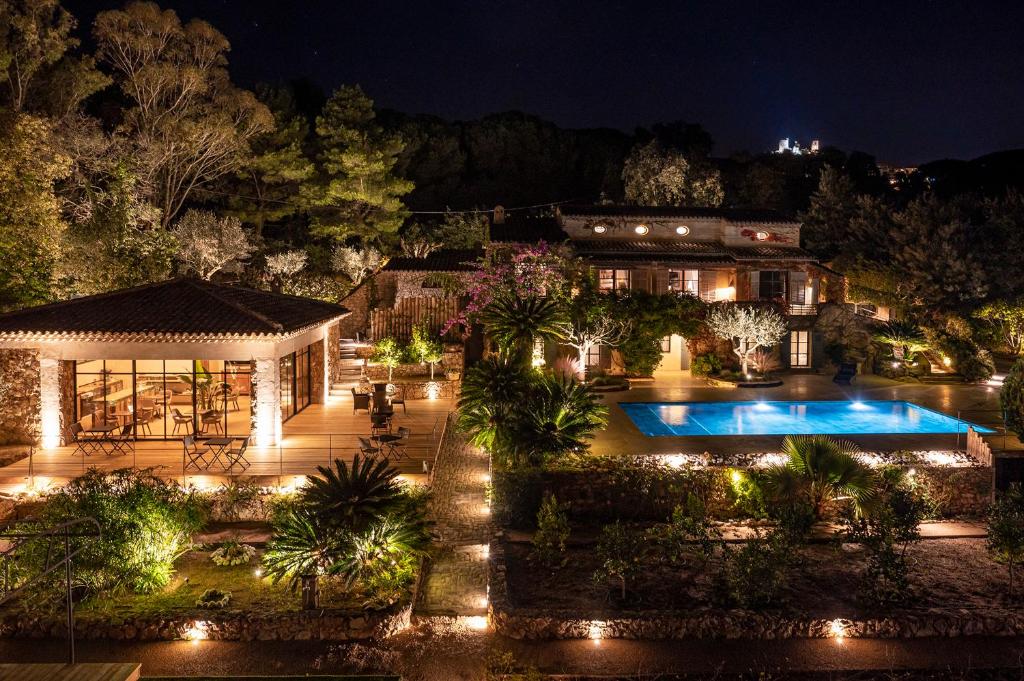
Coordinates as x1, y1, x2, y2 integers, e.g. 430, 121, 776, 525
873, 320, 928, 361
477, 293, 567, 358
516, 372, 608, 465
457, 352, 531, 452
262, 507, 341, 608
331, 517, 430, 596
301, 455, 404, 532
762, 435, 878, 519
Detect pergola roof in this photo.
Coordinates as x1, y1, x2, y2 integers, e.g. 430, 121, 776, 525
0, 278, 348, 341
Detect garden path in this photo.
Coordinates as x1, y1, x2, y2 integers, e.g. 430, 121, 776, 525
415, 413, 492, 619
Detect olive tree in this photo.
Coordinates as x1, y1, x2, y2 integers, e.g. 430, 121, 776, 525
707, 304, 788, 375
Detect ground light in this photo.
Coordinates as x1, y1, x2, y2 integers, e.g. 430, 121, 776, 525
588, 621, 606, 644
829, 618, 847, 643
459, 615, 489, 631
184, 620, 209, 643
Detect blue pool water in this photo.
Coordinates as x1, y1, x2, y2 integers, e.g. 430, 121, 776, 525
619, 400, 994, 437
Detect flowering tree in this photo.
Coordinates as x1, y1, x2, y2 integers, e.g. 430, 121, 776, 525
707, 304, 787, 375
442, 242, 577, 337
172, 209, 254, 280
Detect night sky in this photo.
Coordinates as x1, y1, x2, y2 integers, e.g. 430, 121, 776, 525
64, 0, 1024, 165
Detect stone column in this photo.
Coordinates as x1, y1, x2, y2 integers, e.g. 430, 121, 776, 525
39, 357, 61, 449
251, 357, 282, 448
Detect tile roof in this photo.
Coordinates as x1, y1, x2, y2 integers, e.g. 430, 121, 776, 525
559, 204, 797, 223
0, 278, 348, 340
488, 214, 566, 243
383, 248, 483, 272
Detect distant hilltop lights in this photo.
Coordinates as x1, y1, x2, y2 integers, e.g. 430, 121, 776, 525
775, 138, 820, 155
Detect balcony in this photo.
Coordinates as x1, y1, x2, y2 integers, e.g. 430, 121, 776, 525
787, 303, 819, 316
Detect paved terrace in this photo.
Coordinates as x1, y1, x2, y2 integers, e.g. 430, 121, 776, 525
0, 396, 454, 494
593, 372, 1013, 456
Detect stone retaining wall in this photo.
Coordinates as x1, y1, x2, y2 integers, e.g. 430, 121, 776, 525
487, 538, 1024, 641
358, 377, 460, 400
0, 605, 410, 642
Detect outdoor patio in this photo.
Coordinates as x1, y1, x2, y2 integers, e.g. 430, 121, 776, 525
592, 372, 1014, 457
0, 395, 455, 494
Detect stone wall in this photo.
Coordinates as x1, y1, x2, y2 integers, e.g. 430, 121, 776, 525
358, 377, 460, 400
338, 280, 374, 341
488, 538, 1024, 641
492, 461, 994, 529
310, 338, 325, 403
0, 605, 410, 642
327, 322, 342, 385
813, 303, 875, 365
0, 349, 40, 445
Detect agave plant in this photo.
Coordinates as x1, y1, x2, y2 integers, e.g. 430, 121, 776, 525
516, 372, 609, 465
873, 320, 928, 359
761, 435, 878, 519
301, 455, 404, 532
477, 293, 567, 357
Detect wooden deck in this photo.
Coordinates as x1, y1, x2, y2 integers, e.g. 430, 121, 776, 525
0, 664, 140, 681
0, 395, 454, 493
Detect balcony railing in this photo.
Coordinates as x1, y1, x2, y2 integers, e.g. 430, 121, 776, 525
787, 303, 819, 316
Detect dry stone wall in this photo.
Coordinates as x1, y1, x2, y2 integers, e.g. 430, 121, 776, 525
0, 349, 40, 445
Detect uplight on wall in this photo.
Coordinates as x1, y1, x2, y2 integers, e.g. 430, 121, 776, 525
675, 225, 690, 235
755, 231, 769, 241
593, 224, 607, 234
634, 224, 649, 235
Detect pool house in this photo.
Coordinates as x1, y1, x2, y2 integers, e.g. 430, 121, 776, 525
0, 278, 349, 450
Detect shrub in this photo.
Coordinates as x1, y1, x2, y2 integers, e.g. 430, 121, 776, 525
690, 352, 721, 377
531, 494, 570, 569
987, 486, 1024, 598
370, 337, 404, 382
210, 540, 257, 567
29, 469, 207, 596
931, 329, 995, 383
592, 521, 646, 602
716, 527, 794, 609
843, 468, 923, 607
196, 588, 232, 609
648, 495, 721, 569
1002, 358, 1024, 436
209, 479, 264, 521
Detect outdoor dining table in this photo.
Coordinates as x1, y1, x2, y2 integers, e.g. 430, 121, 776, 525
203, 437, 234, 469
85, 423, 126, 456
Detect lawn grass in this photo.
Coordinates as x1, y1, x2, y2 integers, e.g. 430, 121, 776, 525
78, 550, 364, 619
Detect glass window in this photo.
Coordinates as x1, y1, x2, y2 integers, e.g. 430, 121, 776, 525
586, 344, 602, 367
790, 331, 810, 367
758, 271, 785, 300
660, 336, 672, 353
598, 268, 630, 291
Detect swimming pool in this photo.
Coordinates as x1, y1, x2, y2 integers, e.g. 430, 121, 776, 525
619, 400, 994, 437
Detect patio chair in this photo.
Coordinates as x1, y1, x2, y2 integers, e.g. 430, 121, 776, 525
200, 409, 222, 435
108, 423, 134, 456
224, 436, 251, 472
833, 362, 857, 385
68, 423, 97, 457
171, 408, 193, 435
389, 385, 407, 415
370, 413, 392, 437
385, 426, 411, 461
358, 436, 381, 457
351, 388, 371, 414
182, 434, 210, 471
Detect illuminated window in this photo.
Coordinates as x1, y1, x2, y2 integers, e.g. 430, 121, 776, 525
586, 344, 602, 367
598, 269, 630, 291
758, 271, 785, 300
660, 336, 672, 353
790, 331, 810, 367
668, 269, 699, 295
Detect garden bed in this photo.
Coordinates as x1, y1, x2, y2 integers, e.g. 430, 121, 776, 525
0, 550, 408, 641
491, 537, 1024, 640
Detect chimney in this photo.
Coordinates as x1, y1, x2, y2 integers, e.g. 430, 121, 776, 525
493, 205, 505, 224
